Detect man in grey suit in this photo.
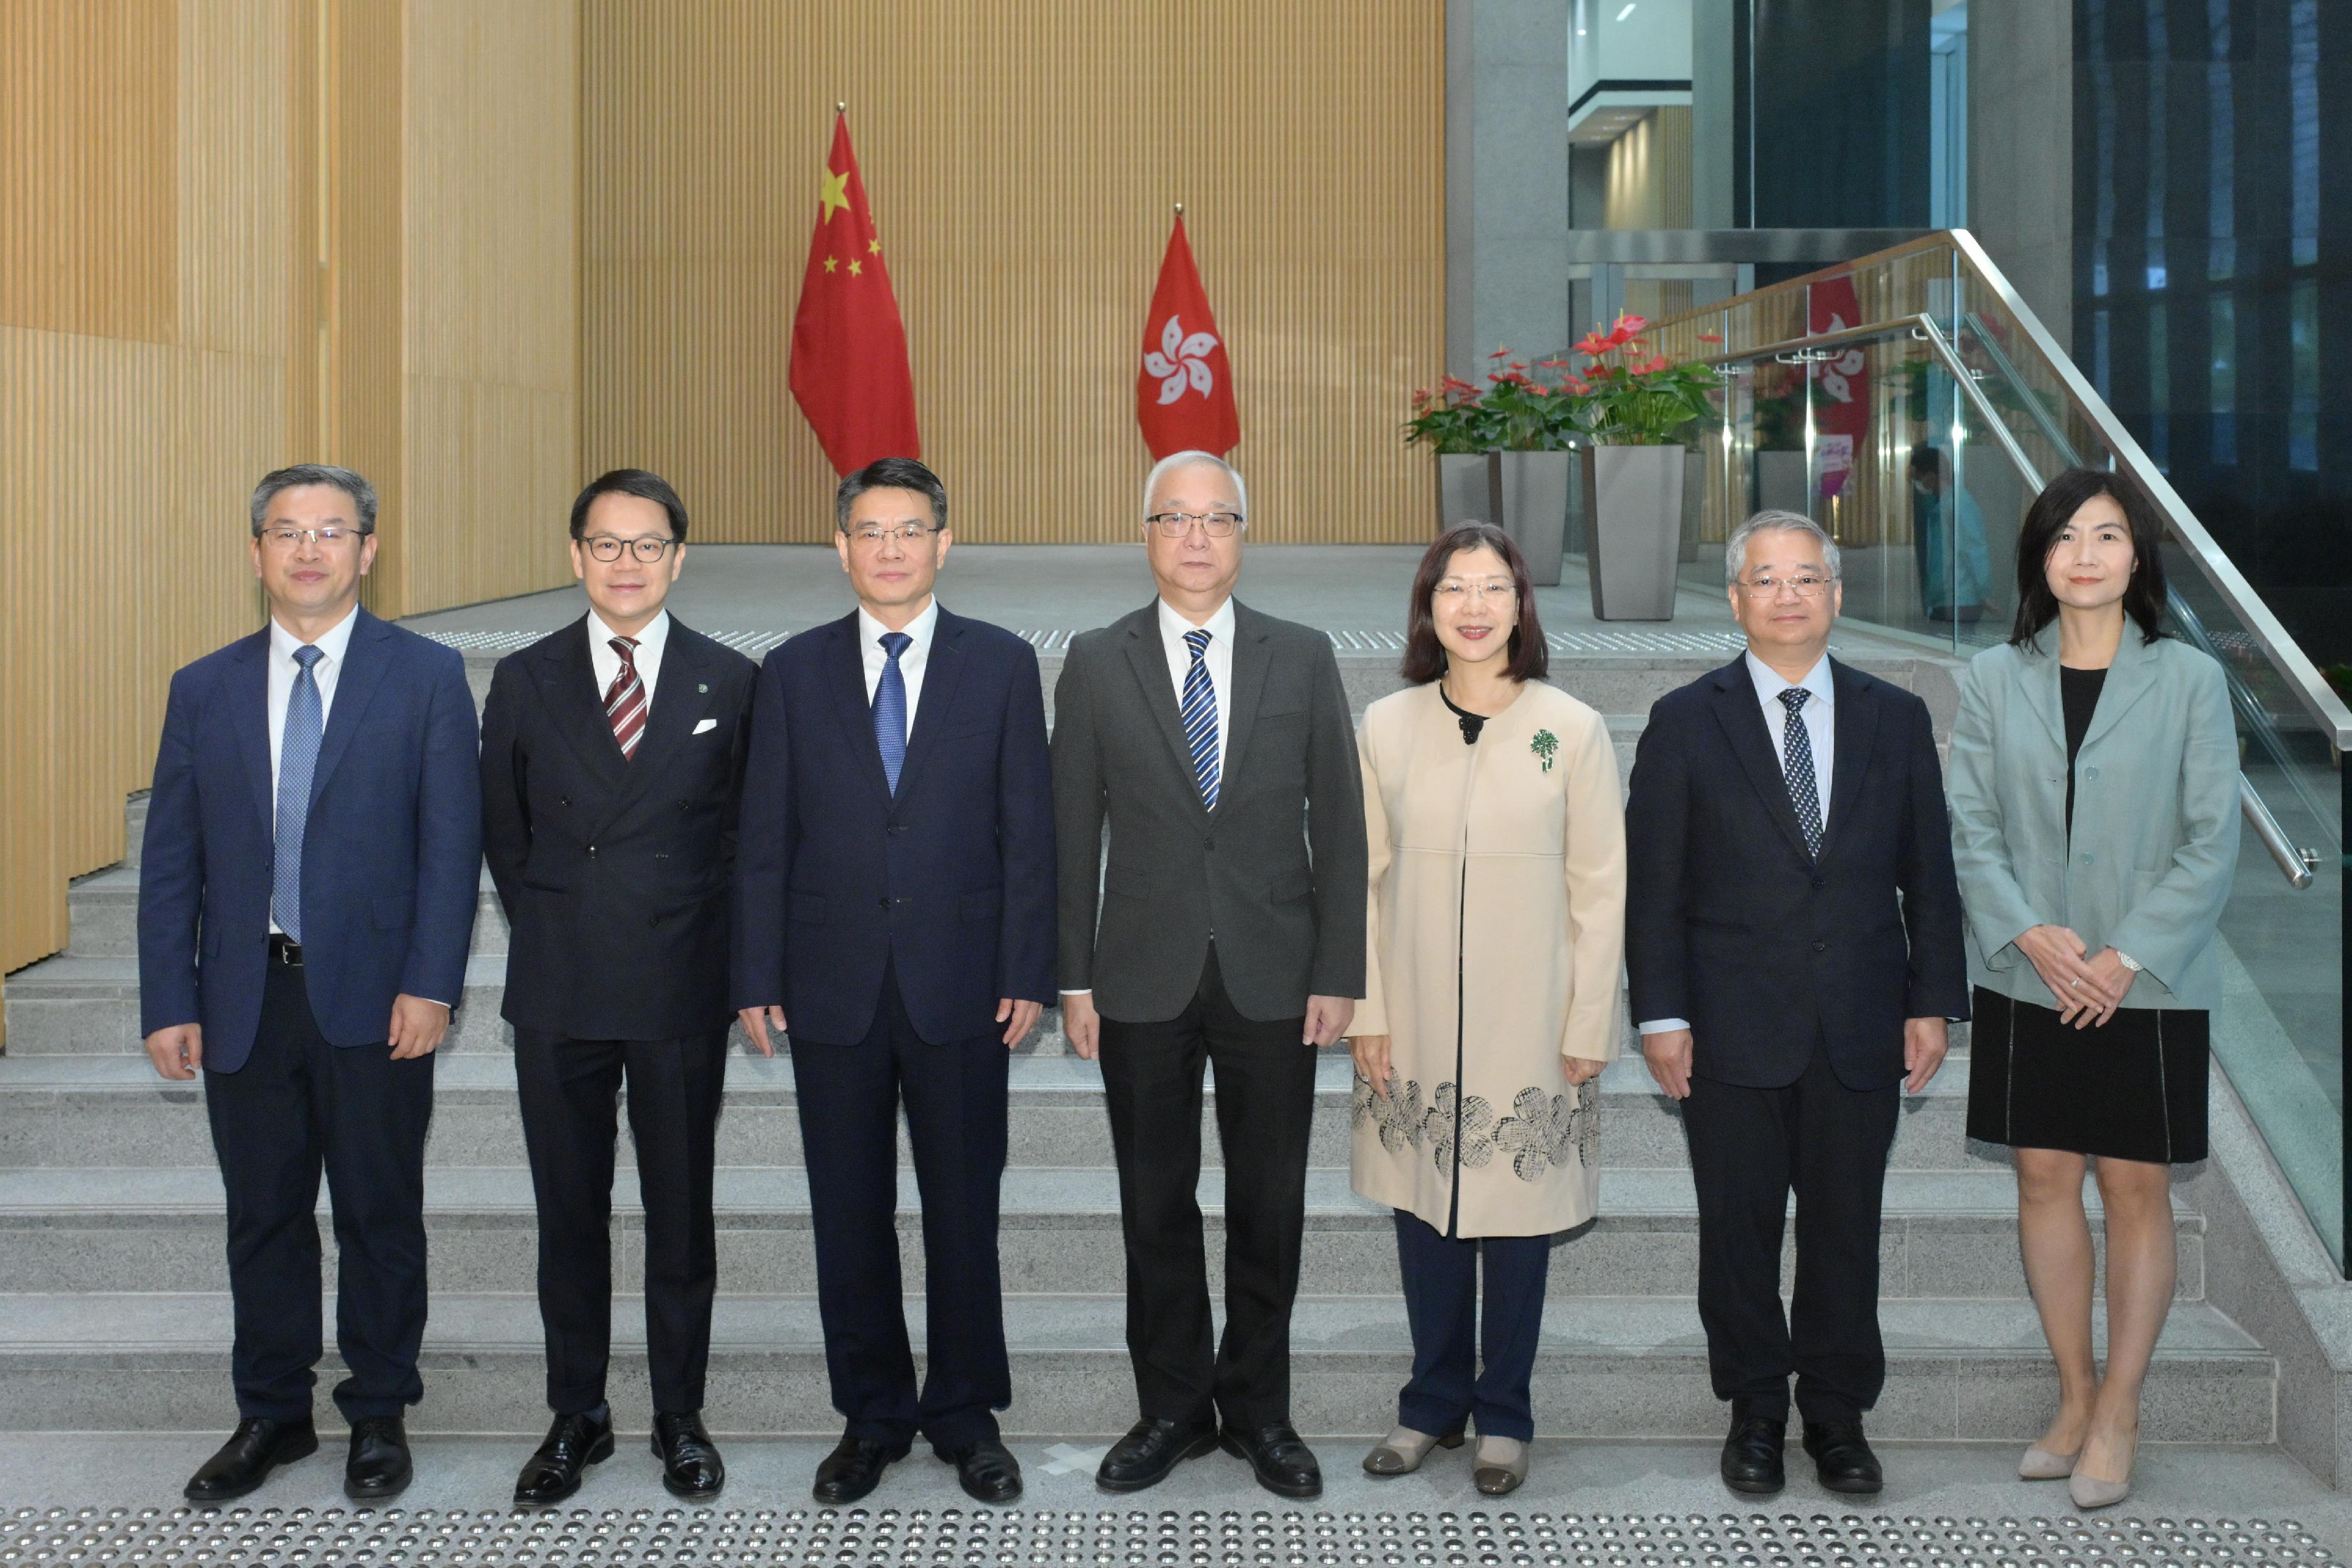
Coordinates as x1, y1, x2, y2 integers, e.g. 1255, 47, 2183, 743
1054, 450, 1367, 1500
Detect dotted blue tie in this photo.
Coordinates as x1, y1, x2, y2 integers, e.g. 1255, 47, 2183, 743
1180, 628, 1221, 810
874, 631, 912, 793
273, 644, 326, 941
1778, 686, 1823, 857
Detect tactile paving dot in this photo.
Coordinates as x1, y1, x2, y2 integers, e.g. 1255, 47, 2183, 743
0, 1507, 2341, 1567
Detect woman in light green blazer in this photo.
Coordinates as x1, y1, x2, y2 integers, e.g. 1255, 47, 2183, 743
1947, 467, 2238, 1511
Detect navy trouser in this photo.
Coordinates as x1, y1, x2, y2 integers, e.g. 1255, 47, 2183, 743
1392, 1210, 1553, 1442
205, 954, 434, 1423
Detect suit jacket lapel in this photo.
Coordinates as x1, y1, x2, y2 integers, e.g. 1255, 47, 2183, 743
1122, 607, 1210, 817
2016, 630, 2067, 750
1707, 659, 1814, 865
894, 609, 969, 799
1214, 602, 1274, 805
537, 617, 632, 790
308, 610, 393, 808
228, 631, 274, 837
2079, 624, 2161, 751
824, 613, 897, 803
1816, 660, 1879, 864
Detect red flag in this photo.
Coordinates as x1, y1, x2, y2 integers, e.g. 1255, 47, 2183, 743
789, 112, 919, 476
1807, 273, 1869, 499
1135, 215, 1239, 459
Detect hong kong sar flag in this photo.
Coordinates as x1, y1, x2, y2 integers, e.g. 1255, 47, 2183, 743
1135, 213, 1240, 459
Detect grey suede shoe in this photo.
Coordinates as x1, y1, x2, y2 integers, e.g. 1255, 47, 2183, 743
1361, 1425, 1465, 1476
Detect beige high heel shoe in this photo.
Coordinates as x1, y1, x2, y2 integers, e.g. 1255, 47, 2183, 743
2017, 1442, 2080, 1480
2067, 1427, 2138, 1510
1472, 1436, 1528, 1496
1361, 1425, 1465, 1476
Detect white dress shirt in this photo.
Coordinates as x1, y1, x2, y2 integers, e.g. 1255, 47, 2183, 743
857, 596, 940, 727
1061, 596, 1238, 1000
1637, 650, 1837, 1037
587, 607, 671, 707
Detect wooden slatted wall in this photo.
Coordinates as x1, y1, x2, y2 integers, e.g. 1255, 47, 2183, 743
577, 1, 1446, 544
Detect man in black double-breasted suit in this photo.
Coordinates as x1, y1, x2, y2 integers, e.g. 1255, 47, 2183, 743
479, 469, 757, 1506
1625, 511, 1967, 1500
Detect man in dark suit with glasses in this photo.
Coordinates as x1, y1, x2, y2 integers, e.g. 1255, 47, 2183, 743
479, 469, 757, 1505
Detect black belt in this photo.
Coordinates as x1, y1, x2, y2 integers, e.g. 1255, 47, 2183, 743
269, 933, 304, 967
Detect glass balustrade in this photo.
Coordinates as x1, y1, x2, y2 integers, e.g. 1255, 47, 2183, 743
1617, 232, 2352, 1267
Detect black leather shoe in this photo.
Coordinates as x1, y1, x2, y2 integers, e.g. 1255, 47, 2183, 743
1095, 1417, 1220, 1493
1219, 1421, 1324, 1500
1720, 1415, 1786, 1495
184, 1417, 318, 1503
813, 1433, 907, 1505
1802, 1419, 1883, 1495
941, 1437, 1023, 1503
344, 1416, 413, 1500
513, 1410, 616, 1506
652, 1411, 726, 1500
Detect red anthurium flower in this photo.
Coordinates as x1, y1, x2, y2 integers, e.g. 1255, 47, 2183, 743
1574, 330, 1615, 357
1561, 376, 1591, 396
1696, 332, 1723, 343
1613, 312, 1649, 337
1489, 345, 1511, 359
1639, 354, 1672, 374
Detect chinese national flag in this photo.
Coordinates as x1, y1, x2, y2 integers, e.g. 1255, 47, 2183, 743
789, 111, 919, 475
1135, 215, 1239, 459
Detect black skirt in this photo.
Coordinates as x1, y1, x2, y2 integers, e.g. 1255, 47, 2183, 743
1965, 985, 2209, 1164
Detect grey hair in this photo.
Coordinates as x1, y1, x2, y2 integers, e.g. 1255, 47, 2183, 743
1141, 450, 1248, 524
250, 464, 378, 536
1724, 509, 1840, 583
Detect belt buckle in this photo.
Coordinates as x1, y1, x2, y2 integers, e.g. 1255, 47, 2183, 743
272, 935, 303, 967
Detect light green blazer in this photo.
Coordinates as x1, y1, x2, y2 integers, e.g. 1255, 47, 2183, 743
1947, 628, 2239, 1010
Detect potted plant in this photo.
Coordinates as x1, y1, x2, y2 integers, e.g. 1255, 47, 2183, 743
1573, 315, 1722, 620
1405, 375, 1501, 530
1479, 348, 1586, 586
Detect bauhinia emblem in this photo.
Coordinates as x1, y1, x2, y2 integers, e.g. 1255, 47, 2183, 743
1143, 315, 1220, 406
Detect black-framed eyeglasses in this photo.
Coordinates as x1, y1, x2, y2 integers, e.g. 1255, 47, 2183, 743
1145, 511, 1244, 539
580, 534, 680, 563
258, 524, 369, 549
843, 521, 943, 547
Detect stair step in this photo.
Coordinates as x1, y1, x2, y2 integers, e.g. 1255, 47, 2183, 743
61, 867, 510, 958
0, 1054, 1982, 1174
0, 1291, 2267, 1440
0, 1162, 2201, 1301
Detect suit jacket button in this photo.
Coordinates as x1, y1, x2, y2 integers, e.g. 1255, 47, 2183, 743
1811, 875, 1826, 890
559, 795, 571, 807
1812, 938, 1828, 952
878, 897, 890, 909
647, 915, 659, 928
1204, 836, 1215, 851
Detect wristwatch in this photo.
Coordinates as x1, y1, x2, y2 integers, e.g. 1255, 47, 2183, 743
2116, 951, 2143, 973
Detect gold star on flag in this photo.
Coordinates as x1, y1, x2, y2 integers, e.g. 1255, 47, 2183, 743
868, 239, 881, 255
848, 259, 863, 277
818, 167, 850, 223
823, 256, 837, 273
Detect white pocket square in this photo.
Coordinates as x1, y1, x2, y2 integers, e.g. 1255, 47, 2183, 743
692, 718, 718, 734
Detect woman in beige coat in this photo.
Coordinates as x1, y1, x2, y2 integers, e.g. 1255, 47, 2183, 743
1348, 523, 1626, 1495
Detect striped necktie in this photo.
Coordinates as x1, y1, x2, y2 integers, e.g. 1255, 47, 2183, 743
605, 637, 647, 760
1180, 627, 1221, 809
1778, 686, 1822, 856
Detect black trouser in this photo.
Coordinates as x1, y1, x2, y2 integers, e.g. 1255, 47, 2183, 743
1097, 944, 1317, 1431
512, 1025, 729, 1417
1679, 1041, 1899, 1425
790, 964, 1010, 1455
204, 955, 435, 1423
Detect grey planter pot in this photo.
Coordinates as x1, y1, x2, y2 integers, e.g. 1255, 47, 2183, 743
1496, 450, 1571, 587
1583, 444, 1686, 620
1434, 452, 1501, 529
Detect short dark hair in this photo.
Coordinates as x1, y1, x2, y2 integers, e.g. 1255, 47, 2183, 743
836, 456, 947, 533
2009, 466, 2170, 649
570, 468, 689, 541
250, 464, 377, 536
1401, 523, 1549, 684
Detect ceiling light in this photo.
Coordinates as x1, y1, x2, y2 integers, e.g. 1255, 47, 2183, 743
1617, 2, 1637, 18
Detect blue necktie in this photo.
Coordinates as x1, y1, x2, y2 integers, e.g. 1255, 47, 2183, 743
874, 631, 912, 793
273, 644, 326, 941
1778, 686, 1822, 857
1180, 628, 1221, 810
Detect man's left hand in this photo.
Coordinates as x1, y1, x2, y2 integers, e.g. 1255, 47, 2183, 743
997, 997, 1043, 1049
1902, 1016, 1949, 1094
387, 994, 451, 1060
1304, 995, 1355, 1048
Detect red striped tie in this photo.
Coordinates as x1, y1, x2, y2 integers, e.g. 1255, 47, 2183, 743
604, 637, 647, 760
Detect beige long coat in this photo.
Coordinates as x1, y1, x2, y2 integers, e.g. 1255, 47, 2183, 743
1349, 680, 1626, 1237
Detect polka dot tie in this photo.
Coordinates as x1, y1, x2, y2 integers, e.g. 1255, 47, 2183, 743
1778, 686, 1822, 857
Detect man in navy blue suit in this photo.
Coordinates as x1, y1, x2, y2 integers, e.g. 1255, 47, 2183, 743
733, 456, 1055, 1507
138, 464, 482, 1504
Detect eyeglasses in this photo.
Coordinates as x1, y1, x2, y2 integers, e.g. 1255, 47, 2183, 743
1736, 573, 1837, 599
1433, 578, 1517, 604
844, 521, 943, 547
580, 534, 679, 563
1145, 511, 1245, 539
258, 525, 368, 550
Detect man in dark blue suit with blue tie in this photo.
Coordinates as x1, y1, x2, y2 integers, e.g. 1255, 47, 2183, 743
734, 457, 1055, 1507
138, 465, 482, 1504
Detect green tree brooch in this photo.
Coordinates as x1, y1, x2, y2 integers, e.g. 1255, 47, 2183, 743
1531, 729, 1559, 772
